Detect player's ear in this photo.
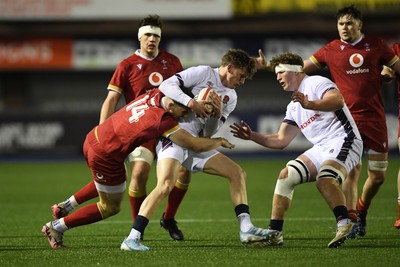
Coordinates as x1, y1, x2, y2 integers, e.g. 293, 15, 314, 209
163, 98, 174, 112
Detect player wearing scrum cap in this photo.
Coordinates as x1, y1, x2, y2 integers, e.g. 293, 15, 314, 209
230, 52, 363, 248
49, 15, 185, 239
120, 48, 273, 251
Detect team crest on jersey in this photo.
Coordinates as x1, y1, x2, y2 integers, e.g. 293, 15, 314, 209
161, 59, 168, 70
349, 53, 364, 68
340, 45, 345, 51
137, 64, 142, 70
364, 43, 371, 51
149, 72, 164, 86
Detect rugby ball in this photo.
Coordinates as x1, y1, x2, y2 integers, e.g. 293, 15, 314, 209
196, 87, 214, 111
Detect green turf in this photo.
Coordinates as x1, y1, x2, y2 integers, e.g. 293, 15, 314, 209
0, 158, 399, 266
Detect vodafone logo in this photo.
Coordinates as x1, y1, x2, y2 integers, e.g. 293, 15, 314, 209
349, 53, 364, 68
149, 72, 163, 86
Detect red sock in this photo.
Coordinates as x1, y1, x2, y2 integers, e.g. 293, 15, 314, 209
129, 195, 146, 221
356, 198, 370, 214
63, 203, 103, 228
164, 186, 188, 220
348, 209, 358, 222
74, 180, 98, 205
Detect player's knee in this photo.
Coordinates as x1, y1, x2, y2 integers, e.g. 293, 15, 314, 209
158, 179, 176, 198
230, 166, 247, 184
274, 159, 309, 200
368, 160, 388, 172
367, 160, 388, 185
316, 165, 345, 185
128, 147, 154, 165
177, 167, 191, 184
98, 201, 121, 219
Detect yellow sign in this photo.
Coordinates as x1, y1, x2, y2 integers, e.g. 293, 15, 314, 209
233, 0, 400, 15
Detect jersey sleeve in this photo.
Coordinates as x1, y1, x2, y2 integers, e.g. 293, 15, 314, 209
310, 44, 330, 69
107, 61, 128, 95
283, 103, 297, 127
159, 66, 209, 106
159, 74, 193, 106
159, 113, 181, 138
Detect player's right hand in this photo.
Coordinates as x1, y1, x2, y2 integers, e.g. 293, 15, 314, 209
229, 120, 252, 140
187, 98, 210, 118
215, 137, 235, 149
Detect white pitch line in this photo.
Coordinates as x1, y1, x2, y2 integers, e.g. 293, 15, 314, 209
100, 216, 394, 224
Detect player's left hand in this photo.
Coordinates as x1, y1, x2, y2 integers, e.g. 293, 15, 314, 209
209, 91, 222, 118
254, 49, 270, 71
291, 91, 309, 108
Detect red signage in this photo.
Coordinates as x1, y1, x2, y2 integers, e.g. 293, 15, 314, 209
0, 37, 72, 69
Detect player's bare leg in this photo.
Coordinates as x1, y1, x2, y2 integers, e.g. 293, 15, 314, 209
342, 163, 361, 224
356, 153, 387, 236
160, 166, 189, 241
128, 160, 151, 221
122, 158, 181, 251
202, 153, 270, 246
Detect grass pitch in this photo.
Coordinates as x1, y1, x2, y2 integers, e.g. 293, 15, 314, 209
0, 157, 399, 266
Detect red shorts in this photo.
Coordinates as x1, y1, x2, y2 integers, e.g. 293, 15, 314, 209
356, 120, 389, 153
83, 130, 127, 186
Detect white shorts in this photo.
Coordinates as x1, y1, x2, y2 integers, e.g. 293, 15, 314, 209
303, 137, 363, 174
156, 137, 219, 173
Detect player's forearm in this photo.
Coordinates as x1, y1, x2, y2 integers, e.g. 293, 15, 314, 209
250, 132, 287, 149
159, 78, 192, 106
99, 103, 115, 124
306, 96, 344, 112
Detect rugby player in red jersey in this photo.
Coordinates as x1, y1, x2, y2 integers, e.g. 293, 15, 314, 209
381, 41, 400, 229
41, 89, 234, 249
50, 15, 207, 240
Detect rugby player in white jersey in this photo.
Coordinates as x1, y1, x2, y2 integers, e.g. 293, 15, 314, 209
230, 52, 363, 248
120, 48, 271, 251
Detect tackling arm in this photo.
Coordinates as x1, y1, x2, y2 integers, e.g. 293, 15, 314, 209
168, 128, 234, 152
159, 75, 209, 118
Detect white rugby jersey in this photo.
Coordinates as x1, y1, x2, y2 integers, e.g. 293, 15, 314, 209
159, 65, 237, 137
284, 75, 361, 145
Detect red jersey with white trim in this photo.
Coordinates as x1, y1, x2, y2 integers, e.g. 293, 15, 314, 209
94, 89, 180, 162
310, 36, 399, 122
391, 42, 400, 120
108, 50, 183, 103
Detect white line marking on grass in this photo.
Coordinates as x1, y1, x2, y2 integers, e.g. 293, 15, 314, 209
100, 216, 394, 224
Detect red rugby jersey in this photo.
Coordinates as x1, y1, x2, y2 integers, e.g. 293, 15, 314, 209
391, 42, 400, 119
108, 50, 183, 103
310, 36, 398, 122
95, 89, 179, 162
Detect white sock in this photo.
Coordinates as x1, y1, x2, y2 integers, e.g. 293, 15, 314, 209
64, 196, 78, 213
52, 218, 68, 233
237, 213, 254, 232
127, 228, 141, 240
337, 218, 351, 227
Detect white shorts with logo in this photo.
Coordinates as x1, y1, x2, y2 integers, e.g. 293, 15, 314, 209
303, 137, 363, 174
156, 137, 219, 173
